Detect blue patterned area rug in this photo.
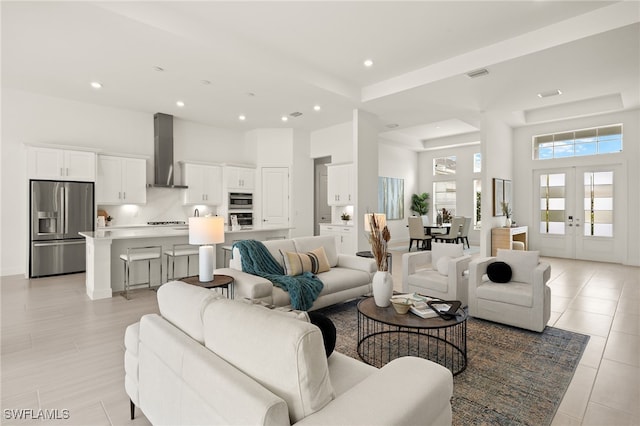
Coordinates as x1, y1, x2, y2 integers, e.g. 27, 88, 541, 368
316, 299, 589, 426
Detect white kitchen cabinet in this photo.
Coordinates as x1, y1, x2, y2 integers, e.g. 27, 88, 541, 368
182, 163, 223, 205
327, 163, 354, 206
226, 166, 255, 190
319, 224, 356, 255
96, 155, 146, 204
28, 147, 96, 181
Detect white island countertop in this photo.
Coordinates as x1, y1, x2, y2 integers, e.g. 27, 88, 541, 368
80, 226, 291, 240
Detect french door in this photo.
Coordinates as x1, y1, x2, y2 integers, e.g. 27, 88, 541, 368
534, 164, 624, 263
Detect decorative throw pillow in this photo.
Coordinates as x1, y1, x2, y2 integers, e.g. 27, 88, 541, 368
280, 246, 331, 276
308, 312, 336, 357
436, 256, 451, 276
487, 261, 512, 283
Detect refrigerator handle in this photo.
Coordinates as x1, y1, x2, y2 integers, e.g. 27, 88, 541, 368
62, 185, 68, 235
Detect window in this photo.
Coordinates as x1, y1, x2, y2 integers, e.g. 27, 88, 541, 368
533, 124, 622, 160
473, 179, 482, 230
433, 156, 456, 175
584, 171, 613, 237
473, 153, 481, 173
433, 181, 456, 222
539, 173, 566, 234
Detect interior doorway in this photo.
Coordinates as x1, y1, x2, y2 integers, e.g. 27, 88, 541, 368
314, 156, 332, 235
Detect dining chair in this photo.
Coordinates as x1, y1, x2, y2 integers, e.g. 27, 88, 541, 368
457, 217, 471, 248
408, 216, 432, 251
434, 216, 465, 244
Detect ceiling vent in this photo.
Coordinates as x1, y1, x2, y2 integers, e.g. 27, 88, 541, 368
537, 89, 563, 98
466, 68, 489, 78
289, 111, 303, 118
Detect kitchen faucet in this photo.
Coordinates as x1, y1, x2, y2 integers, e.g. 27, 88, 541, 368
194, 208, 199, 217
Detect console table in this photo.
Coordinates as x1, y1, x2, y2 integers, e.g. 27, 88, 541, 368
491, 225, 528, 256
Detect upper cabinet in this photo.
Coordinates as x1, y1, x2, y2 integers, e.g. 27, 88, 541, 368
226, 166, 255, 190
182, 162, 223, 205
96, 155, 147, 205
327, 163, 354, 206
28, 147, 96, 182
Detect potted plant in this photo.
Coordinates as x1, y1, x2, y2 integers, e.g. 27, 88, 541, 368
366, 213, 392, 307
411, 192, 430, 225
106, 215, 113, 226
340, 212, 351, 224
501, 202, 512, 227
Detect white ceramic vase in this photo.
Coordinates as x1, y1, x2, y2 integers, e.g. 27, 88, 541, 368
372, 270, 393, 307
505, 217, 512, 227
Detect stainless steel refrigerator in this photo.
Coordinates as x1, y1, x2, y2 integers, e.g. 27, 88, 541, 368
30, 180, 94, 278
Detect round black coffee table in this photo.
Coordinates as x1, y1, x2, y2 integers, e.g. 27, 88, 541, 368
357, 297, 467, 375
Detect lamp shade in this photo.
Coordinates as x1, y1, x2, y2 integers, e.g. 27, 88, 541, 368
189, 216, 225, 245
364, 213, 386, 232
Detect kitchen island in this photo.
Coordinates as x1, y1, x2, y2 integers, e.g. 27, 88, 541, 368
80, 225, 290, 300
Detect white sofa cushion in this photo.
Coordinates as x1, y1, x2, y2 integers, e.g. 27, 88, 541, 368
293, 236, 339, 268
476, 280, 533, 307
436, 256, 451, 276
202, 299, 335, 423
407, 270, 449, 293
431, 243, 464, 268
496, 249, 540, 284
157, 281, 223, 344
316, 267, 372, 295
261, 239, 297, 269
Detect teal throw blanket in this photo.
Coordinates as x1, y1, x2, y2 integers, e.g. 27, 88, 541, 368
233, 240, 324, 311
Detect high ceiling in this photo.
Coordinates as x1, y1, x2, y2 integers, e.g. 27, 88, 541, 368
2, 1, 639, 150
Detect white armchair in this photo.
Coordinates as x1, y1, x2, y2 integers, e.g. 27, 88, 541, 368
468, 249, 551, 332
402, 243, 471, 306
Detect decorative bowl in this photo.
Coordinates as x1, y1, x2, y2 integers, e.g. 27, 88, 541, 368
390, 299, 412, 314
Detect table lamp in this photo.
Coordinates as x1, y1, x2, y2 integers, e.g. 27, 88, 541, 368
364, 213, 386, 232
189, 216, 225, 282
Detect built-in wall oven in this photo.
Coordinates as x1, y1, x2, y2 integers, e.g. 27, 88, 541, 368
229, 192, 253, 209
229, 212, 253, 229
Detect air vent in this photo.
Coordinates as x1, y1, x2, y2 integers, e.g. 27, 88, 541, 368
289, 111, 303, 118
466, 68, 489, 78
537, 89, 563, 98
385, 123, 399, 129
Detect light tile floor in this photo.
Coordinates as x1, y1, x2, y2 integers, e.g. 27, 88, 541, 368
1, 251, 638, 425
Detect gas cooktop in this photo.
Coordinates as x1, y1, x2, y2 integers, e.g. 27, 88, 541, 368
147, 220, 186, 226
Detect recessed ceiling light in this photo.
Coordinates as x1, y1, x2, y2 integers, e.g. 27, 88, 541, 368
537, 89, 563, 98
281, 116, 288, 122
238, 114, 246, 121
90, 81, 102, 89
176, 101, 185, 107
363, 59, 374, 67
313, 105, 321, 111
153, 66, 165, 72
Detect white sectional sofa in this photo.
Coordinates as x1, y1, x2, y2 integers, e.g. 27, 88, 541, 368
215, 235, 377, 310
124, 281, 454, 425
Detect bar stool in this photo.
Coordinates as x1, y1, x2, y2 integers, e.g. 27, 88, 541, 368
120, 246, 162, 299
164, 244, 199, 281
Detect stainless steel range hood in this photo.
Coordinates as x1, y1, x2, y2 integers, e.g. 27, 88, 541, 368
149, 113, 187, 188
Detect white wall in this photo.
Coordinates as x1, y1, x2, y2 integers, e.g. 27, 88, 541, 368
378, 142, 418, 246
310, 121, 353, 163
417, 136, 482, 246
481, 114, 514, 256
513, 108, 640, 266
0, 89, 247, 276
291, 129, 314, 237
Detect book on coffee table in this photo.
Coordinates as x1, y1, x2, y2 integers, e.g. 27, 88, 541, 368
409, 301, 439, 318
